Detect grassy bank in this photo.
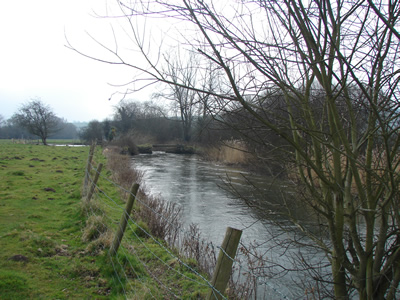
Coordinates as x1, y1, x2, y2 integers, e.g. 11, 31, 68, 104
0, 141, 210, 299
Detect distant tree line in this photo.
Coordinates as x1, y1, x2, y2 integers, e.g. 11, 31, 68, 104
78, 99, 233, 146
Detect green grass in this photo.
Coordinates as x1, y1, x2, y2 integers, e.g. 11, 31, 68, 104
0, 142, 112, 299
0, 141, 210, 299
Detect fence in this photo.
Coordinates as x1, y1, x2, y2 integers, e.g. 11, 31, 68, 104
82, 144, 291, 299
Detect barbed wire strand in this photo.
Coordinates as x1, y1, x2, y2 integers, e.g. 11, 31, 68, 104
100, 199, 180, 298
82, 206, 132, 299
86, 192, 156, 300
120, 241, 175, 299
88, 194, 160, 299
92, 185, 195, 298
125, 217, 219, 291
91, 192, 163, 299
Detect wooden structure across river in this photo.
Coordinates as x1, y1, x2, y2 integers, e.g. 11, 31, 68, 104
138, 144, 195, 154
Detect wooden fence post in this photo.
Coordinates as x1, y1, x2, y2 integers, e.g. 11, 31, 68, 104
110, 183, 140, 256
86, 163, 103, 203
83, 142, 96, 196
207, 227, 242, 300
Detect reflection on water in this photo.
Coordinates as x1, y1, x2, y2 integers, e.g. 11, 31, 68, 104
132, 152, 326, 298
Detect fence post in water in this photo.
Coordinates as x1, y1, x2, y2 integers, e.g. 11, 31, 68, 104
207, 227, 242, 300
86, 163, 103, 203
110, 183, 140, 256
83, 142, 96, 196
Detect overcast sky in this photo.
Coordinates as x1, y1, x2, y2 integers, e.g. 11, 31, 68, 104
0, 0, 149, 123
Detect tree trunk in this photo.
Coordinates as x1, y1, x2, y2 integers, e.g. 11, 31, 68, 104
332, 252, 349, 300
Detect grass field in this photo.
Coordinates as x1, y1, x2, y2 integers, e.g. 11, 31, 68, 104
2, 139, 83, 145
0, 142, 115, 299
0, 141, 210, 299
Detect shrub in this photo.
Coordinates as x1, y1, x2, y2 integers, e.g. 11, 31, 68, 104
110, 135, 138, 155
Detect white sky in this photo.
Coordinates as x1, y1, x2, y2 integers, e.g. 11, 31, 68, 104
0, 0, 150, 122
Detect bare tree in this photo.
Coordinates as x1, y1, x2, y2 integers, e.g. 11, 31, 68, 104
155, 51, 201, 142
12, 99, 62, 145
69, 0, 400, 298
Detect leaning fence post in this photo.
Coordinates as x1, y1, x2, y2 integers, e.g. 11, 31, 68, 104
110, 183, 140, 256
207, 227, 242, 300
86, 163, 103, 202
83, 142, 96, 196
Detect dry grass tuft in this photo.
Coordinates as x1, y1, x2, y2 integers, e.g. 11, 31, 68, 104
82, 213, 113, 255
204, 140, 250, 164
82, 215, 109, 242
85, 231, 114, 256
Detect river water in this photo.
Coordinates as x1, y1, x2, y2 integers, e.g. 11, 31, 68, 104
132, 152, 326, 299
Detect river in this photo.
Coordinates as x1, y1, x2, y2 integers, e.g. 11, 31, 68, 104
132, 152, 327, 299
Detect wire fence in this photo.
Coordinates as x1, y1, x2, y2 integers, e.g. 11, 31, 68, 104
81, 146, 293, 299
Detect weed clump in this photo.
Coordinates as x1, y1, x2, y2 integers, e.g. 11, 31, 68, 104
85, 231, 114, 256
181, 224, 217, 277
82, 215, 108, 242
82, 213, 114, 256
